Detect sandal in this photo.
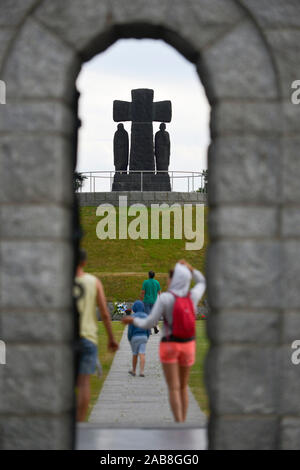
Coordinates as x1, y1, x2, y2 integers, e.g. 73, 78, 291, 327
128, 370, 136, 376
139, 374, 145, 377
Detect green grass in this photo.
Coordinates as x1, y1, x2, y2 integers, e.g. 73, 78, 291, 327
87, 321, 125, 420
79, 205, 210, 416
191, 321, 210, 415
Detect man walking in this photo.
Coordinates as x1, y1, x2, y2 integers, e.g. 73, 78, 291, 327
75, 249, 118, 421
141, 271, 161, 334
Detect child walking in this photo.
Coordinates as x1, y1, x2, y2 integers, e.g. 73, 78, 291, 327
127, 301, 150, 377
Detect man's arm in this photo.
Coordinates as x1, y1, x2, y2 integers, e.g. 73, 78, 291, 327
96, 278, 118, 352
140, 290, 145, 301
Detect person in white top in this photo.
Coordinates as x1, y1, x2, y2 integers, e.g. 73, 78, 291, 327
123, 260, 206, 422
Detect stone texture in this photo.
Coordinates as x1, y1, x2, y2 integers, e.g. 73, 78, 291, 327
0, 136, 73, 205
1, 311, 73, 342
1, 415, 73, 450
0, 205, 72, 239
208, 137, 280, 204
283, 100, 300, 134
282, 208, 300, 237
239, 0, 300, 28
211, 101, 282, 136
206, 346, 278, 415
282, 242, 300, 308
0, 241, 73, 309
279, 346, 300, 415
209, 416, 278, 450
208, 311, 280, 344
282, 311, 300, 343
265, 29, 300, 98
280, 418, 300, 450
3, 18, 79, 101
199, 22, 277, 100
0, 344, 74, 415
0, 101, 75, 134
0, 0, 36, 27
34, 0, 109, 58
209, 206, 278, 239
283, 138, 300, 203
0, 27, 15, 68
207, 241, 281, 309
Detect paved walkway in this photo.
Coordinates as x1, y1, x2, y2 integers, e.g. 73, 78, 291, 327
89, 327, 207, 428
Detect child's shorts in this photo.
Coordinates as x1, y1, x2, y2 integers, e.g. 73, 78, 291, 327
130, 335, 148, 355
159, 340, 196, 367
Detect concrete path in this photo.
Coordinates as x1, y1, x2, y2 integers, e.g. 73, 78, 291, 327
89, 327, 207, 428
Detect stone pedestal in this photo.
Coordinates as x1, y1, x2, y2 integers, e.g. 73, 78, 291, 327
112, 173, 171, 191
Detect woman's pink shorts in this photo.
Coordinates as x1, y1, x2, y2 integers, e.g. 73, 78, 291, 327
159, 340, 196, 367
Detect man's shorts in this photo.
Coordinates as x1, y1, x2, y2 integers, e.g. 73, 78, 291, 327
130, 335, 148, 355
159, 340, 196, 367
78, 337, 98, 375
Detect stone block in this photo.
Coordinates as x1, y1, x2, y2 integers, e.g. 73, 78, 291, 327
265, 29, 300, 98
211, 102, 282, 136
207, 311, 280, 344
283, 137, 300, 203
0, 102, 75, 134
280, 418, 300, 450
3, 18, 79, 102
0, 135, 73, 205
239, 0, 300, 28
163, 0, 243, 58
282, 242, 300, 308
282, 311, 300, 343
1, 310, 73, 342
34, 0, 109, 59
199, 22, 277, 100
0, 205, 71, 239
282, 208, 300, 236
207, 241, 281, 309
283, 100, 300, 134
279, 345, 300, 414
0, 0, 36, 26
209, 206, 278, 239
209, 416, 277, 450
0, 27, 14, 67
208, 137, 280, 204
0, 241, 73, 309
0, 344, 74, 415
206, 346, 278, 415
1, 415, 73, 450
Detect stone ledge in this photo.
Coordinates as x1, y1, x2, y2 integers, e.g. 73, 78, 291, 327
77, 192, 208, 207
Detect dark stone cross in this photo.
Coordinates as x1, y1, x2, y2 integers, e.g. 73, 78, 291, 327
113, 88, 172, 171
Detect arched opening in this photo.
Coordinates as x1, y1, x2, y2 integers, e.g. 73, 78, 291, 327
75, 36, 211, 445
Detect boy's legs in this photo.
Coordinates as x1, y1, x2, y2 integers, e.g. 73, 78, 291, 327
139, 353, 145, 375
132, 354, 138, 374
77, 374, 91, 422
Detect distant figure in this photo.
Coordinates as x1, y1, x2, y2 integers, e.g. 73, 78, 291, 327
75, 249, 119, 422
155, 123, 170, 173
127, 301, 150, 377
123, 260, 206, 423
141, 271, 161, 334
114, 123, 129, 173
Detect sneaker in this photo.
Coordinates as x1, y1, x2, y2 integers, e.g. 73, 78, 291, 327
128, 370, 136, 377
154, 326, 160, 334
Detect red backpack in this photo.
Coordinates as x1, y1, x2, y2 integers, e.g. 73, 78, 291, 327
168, 291, 196, 339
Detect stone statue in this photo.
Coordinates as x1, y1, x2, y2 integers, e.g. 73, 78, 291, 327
113, 123, 129, 172
155, 123, 170, 172
113, 89, 172, 171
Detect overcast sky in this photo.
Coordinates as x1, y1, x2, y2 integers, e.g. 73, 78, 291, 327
76, 39, 210, 191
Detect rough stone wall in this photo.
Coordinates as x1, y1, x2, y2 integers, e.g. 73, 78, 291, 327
0, 0, 299, 450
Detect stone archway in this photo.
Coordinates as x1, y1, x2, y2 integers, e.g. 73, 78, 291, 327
1, 0, 294, 450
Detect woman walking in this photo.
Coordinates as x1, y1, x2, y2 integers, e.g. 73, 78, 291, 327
127, 301, 150, 377
122, 260, 206, 422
